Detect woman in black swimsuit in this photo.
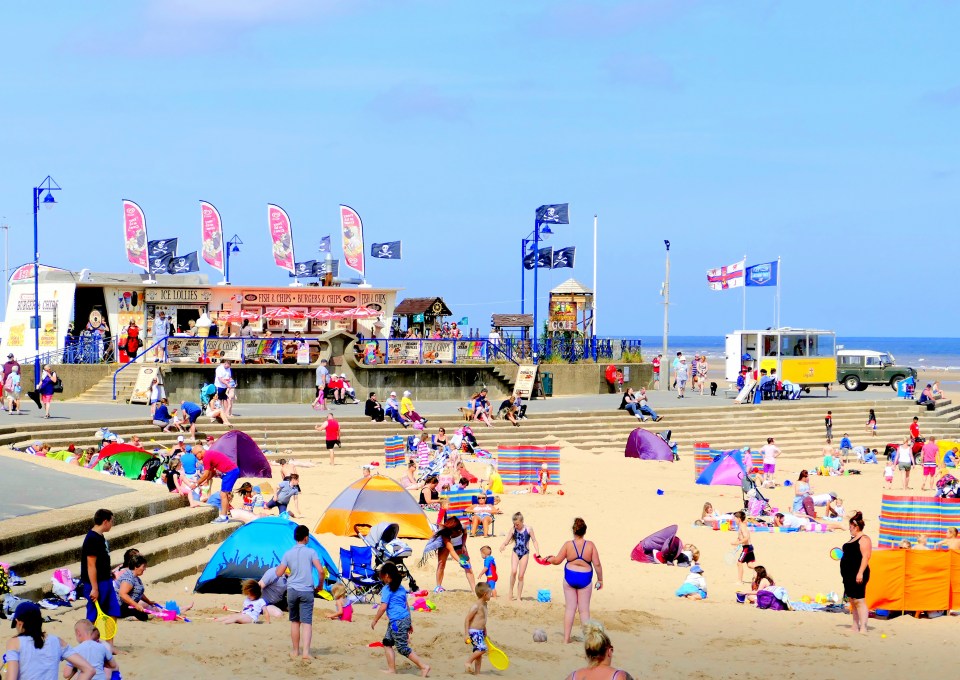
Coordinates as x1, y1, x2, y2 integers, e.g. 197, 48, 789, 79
840, 511, 872, 633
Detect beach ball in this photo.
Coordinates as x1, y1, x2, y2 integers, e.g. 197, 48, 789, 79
532, 629, 548, 643
830, 547, 843, 561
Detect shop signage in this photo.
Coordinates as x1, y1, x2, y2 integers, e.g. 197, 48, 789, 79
515, 364, 538, 398
241, 289, 388, 306
144, 288, 213, 303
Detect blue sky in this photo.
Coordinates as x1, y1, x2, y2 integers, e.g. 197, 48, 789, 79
1, 0, 958, 337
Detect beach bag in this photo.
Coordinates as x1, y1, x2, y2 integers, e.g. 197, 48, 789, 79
756, 590, 786, 611
52, 377, 64, 393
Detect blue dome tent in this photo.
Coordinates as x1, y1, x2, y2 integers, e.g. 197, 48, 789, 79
195, 516, 339, 594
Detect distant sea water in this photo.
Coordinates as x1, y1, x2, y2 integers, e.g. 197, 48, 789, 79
628, 336, 960, 373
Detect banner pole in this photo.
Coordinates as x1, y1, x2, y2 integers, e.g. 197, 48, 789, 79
742, 254, 747, 330
776, 255, 782, 328
520, 239, 525, 315
533, 219, 540, 360
592, 214, 598, 339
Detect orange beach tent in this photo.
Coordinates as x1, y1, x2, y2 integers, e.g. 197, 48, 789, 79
315, 475, 432, 539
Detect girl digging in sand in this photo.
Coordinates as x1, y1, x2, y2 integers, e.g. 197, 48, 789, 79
324, 583, 354, 622
371, 563, 431, 677
499, 512, 541, 601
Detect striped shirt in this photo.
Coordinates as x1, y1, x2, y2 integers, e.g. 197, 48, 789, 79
417, 442, 431, 469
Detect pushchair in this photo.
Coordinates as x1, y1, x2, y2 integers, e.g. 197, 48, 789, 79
417, 448, 449, 484
741, 471, 772, 514
199, 382, 217, 413
363, 522, 418, 592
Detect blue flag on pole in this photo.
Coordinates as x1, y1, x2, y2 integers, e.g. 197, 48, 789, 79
318, 235, 332, 253
523, 246, 553, 270
745, 261, 778, 287
165, 252, 199, 274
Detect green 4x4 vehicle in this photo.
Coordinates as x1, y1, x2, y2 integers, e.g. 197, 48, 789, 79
837, 349, 917, 391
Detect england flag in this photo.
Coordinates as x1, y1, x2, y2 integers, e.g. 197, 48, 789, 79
706, 259, 745, 290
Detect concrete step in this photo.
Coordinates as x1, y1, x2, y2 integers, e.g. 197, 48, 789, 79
3, 504, 220, 580
10, 517, 236, 603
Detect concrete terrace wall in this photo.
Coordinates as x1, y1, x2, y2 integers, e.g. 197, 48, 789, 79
544, 362, 653, 395
25, 364, 114, 401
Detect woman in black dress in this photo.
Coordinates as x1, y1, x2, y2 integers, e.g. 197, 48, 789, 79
840, 511, 872, 633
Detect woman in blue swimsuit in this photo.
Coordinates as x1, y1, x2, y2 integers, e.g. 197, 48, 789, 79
546, 517, 604, 644
499, 512, 541, 601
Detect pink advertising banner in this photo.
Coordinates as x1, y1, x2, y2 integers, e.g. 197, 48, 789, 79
339, 204, 365, 277
267, 204, 296, 274
200, 201, 224, 273
7, 264, 65, 283
122, 200, 149, 271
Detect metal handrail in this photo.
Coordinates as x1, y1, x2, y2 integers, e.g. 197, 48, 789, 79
112, 336, 169, 400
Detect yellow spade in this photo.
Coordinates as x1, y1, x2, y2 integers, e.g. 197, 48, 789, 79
486, 637, 509, 671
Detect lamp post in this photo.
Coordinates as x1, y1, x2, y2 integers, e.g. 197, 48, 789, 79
519, 225, 552, 357
32, 177, 61, 383
661, 239, 670, 391
224, 234, 242, 285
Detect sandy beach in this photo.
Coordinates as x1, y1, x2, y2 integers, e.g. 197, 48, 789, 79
19, 430, 949, 680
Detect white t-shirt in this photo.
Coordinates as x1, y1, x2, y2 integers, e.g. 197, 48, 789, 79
760, 444, 780, 465
897, 445, 913, 464
242, 597, 267, 622
884, 464, 895, 479
214, 364, 231, 389
781, 514, 811, 529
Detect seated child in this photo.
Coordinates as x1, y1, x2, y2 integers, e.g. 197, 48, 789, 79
679, 543, 700, 566
64, 619, 120, 680
214, 579, 281, 624
325, 583, 355, 622
479, 545, 498, 597
675, 565, 707, 600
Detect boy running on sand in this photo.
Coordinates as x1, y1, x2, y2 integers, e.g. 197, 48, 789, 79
464, 583, 493, 675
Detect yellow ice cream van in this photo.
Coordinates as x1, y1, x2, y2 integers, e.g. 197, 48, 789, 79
725, 328, 837, 393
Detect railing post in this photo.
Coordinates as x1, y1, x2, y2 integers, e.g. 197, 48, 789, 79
452, 340, 458, 364
419, 339, 423, 365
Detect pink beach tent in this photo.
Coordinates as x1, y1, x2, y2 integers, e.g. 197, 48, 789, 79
207, 430, 271, 478
695, 449, 749, 486
624, 428, 674, 461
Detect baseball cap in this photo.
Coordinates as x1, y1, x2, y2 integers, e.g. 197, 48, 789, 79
690, 565, 704, 574
11, 601, 40, 628
6, 353, 13, 359
177, 435, 184, 442
206, 435, 215, 442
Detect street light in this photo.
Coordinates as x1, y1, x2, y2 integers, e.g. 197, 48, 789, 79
661, 239, 670, 390
32, 176, 61, 383
224, 234, 242, 285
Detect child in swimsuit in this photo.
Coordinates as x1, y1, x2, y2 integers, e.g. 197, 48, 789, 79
733, 510, 756, 584
464, 582, 493, 675
479, 546, 498, 597
325, 583, 355, 622
499, 512, 541, 601
530, 463, 551, 494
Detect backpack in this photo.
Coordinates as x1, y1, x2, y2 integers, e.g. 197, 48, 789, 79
756, 590, 787, 611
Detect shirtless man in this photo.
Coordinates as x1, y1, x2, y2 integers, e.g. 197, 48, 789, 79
941, 527, 960, 551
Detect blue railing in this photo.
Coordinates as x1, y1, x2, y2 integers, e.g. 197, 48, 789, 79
27, 335, 116, 367
357, 338, 523, 366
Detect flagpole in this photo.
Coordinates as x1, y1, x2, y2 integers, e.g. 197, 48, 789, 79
662, 240, 670, 391
520, 239, 525, 315
533, 218, 540, 360
776, 255, 782, 329
742, 254, 747, 330
592, 214, 598, 339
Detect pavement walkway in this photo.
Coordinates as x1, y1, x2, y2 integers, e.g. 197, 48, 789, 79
0, 456, 126, 521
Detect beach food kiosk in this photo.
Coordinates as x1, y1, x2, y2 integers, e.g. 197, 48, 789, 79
725, 328, 836, 391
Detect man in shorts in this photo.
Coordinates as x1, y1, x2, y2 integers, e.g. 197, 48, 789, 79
79, 509, 121, 651
760, 437, 781, 488
179, 400, 203, 438
276, 525, 323, 660
921, 435, 939, 492
214, 359, 233, 417
193, 448, 240, 523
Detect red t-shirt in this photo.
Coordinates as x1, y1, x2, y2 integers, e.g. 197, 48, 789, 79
204, 450, 237, 473
910, 423, 920, 440
325, 419, 341, 441
652, 357, 661, 373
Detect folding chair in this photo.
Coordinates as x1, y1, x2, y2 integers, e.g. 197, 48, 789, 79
444, 488, 496, 536
339, 547, 380, 603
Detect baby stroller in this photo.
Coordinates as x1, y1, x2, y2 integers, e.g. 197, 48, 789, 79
417, 448, 449, 484
937, 474, 960, 499
741, 471, 772, 514
199, 382, 217, 414
363, 522, 418, 592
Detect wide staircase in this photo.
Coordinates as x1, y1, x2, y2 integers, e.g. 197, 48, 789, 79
4, 397, 957, 603
70, 367, 136, 403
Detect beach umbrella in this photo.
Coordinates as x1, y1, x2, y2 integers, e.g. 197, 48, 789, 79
338, 307, 380, 319
262, 307, 304, 320
226, 309, 261, 323
307, 308, 337, 320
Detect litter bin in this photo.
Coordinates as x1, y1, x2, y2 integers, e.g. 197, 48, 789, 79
541, 371, 553, 397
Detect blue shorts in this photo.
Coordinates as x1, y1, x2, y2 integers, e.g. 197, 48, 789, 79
187, 411, 200, 423
221, 467, 240, 493
83, 580, 121, 622
287, 589, 314, 625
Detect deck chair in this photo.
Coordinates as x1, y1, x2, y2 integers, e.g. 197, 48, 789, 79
339, 546, 380, 603
444, 488, 496, 536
